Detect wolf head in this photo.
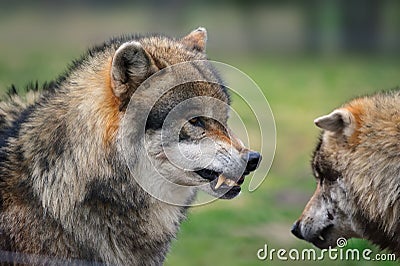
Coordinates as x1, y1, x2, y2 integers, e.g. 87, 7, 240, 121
110, 28, 261, 203
292, 91, 400, 250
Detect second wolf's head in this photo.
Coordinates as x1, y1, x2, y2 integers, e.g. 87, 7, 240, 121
110, 28, 261, 203
292, 91, 400, 253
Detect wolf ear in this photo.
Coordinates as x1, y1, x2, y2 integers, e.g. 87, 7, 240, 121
182, 27, 207, 52
111, 41, 157, 106
314, 109, 355, 136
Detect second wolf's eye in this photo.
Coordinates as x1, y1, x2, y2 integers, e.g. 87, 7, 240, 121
189, 117, 205, 128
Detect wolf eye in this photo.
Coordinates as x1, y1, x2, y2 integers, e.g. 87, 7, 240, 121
189, 117, 205, 128
315, 161, 340, 183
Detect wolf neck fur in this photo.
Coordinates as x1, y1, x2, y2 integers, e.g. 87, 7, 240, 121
3, 56, 194, 264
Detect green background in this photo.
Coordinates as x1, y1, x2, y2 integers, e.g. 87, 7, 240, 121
0, 1, 399, 265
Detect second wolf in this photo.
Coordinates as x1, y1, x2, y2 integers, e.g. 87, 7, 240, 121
0, 28, 261, 265
292, 89, 400, 256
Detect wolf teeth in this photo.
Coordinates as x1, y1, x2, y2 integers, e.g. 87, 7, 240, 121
224, 179, 237, 187
215, 175, 226, 189
215, 175, 238, 189
318, 235, 325, 241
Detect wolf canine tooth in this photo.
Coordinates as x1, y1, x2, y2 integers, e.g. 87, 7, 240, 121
318, 235, 325, 241
225, 178, 237, 187
215, 175, 226, 189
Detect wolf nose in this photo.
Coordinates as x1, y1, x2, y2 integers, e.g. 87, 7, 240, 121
246, 151, 261, 172
291, 221, 304, 240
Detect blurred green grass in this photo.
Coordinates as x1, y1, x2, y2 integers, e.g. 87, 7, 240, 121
166, 56, 400, 266
1, 50, 399, 265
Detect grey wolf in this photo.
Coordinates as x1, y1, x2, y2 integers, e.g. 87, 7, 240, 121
0, 28, 261, 265
291, 89, 400, 256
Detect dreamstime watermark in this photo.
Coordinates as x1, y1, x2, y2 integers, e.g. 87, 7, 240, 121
257, 238, 396, 262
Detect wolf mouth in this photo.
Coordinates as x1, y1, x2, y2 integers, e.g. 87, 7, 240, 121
311, 224, 334, 249
194, 169, 248, 190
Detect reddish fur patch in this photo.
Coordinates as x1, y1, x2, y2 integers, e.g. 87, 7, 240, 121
100, 58, 121, 146
207, 128, 244, 152
300, 184, 321, 220
182, 29, 207, 51
343, 100, 365, 145
207, 126, 231, 144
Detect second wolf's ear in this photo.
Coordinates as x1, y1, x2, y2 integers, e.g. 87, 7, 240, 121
111, 41, 157, 107
182, 27, 207, 52
314, 109, 355, 137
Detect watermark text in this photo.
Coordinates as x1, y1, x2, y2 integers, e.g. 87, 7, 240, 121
257, 238, 396, 262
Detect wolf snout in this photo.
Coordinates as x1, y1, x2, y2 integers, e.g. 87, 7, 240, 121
245, 151, 261, 172
291, 219, 337, 249
291, 220, 304, 240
